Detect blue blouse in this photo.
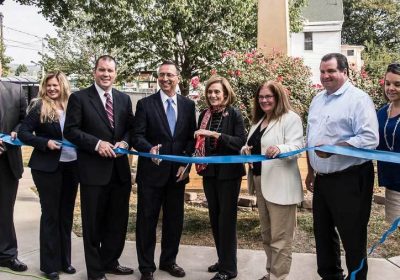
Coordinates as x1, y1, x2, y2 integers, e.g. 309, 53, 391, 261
377, 104, 400, 192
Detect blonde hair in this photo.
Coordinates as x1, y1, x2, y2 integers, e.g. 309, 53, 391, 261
204, 76, 236, 107
252, 81, 291, 124
34, 71, 71, 123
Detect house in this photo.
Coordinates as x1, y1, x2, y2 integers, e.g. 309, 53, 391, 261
290, 0, 344, 84
341, 44, 365, 71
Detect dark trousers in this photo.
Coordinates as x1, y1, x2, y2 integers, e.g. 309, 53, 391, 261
136, 173, 186, 273
0, 154, 18, 262
80, 167, 132, 279
31, 161, 79, 273
313, 161, 374, 280
203, 177, 241, 277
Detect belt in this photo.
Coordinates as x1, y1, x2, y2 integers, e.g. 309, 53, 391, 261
316, 161, 371, 177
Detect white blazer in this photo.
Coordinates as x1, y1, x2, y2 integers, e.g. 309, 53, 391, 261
246, 110, 304, 205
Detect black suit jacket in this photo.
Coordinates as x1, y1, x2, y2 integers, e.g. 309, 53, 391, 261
198, 106, 246, 180
64, 85, 134, 185
132, 91, 196, 187
0, 81, 27, 179
18, 100, 64, 172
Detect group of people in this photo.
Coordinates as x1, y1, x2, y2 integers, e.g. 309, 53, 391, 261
0, 53, 399, 280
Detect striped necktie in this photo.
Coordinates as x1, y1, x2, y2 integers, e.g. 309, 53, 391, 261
104, 92, 114, 128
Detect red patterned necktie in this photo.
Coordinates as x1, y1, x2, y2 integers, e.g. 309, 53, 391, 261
104, 92, 114, 128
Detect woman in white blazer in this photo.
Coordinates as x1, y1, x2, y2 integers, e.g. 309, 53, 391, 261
242, 81, 304, 280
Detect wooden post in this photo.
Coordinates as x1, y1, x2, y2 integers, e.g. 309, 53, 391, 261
257, 0, 290, 55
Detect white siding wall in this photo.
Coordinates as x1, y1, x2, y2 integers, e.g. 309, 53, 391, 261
290, 30, 341, 84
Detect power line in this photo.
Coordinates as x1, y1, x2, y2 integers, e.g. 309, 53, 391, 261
4, 44, 41, 51
3, 25, 45, 39
4, 38, 42, 48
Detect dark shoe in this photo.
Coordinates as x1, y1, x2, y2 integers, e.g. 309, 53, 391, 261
141, 272, 155, 280
159, 263, 185, 277
208, 262, 219, 272
0, 258, 28, 272
210, 272, 237, 280
45, 272, 59, 280
105, 264, 134, 275
88, 276, 108, 280
63, 265, 76, 274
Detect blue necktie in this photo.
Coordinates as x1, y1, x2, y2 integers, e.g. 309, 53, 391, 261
166, 98, 176, 135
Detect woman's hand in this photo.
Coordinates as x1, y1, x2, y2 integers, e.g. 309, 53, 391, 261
266, 145, 280, 158
241, 145, 253, 155
194, 129, 220, 139
47, 140, 61, 150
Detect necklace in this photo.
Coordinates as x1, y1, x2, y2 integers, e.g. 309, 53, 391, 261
384, 103, 400, 151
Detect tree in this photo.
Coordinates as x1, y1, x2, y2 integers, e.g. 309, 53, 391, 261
0, 43, 13, 76
15, 64, 28, 76
342, 0, 400, 51
17, 0, 308, 95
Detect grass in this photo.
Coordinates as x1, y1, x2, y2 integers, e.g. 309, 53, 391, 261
69, 187, 400, 258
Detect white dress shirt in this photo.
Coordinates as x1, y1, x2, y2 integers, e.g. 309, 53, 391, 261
95, 83, 113, 107
307, 80, 379, 174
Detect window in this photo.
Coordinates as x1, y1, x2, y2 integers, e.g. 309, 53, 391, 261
347, 50, 355, 56
304, 32, 313, 51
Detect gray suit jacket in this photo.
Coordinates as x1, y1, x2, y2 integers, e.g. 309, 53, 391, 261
0, 81, 27, 179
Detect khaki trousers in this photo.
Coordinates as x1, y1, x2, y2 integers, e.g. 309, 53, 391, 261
253, 175, 297, 280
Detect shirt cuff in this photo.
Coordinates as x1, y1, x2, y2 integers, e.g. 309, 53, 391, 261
95, 140, 101, 151
121, 141, 129, 149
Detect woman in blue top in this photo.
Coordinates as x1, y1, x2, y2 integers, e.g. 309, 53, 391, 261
377, 63, 400, 224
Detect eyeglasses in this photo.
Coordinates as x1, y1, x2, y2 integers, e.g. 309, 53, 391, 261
258, 95, 274, 101
158, 73, 179, 78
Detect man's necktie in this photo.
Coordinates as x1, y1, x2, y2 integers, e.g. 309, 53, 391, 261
104, 92, 114, 128
166, 98, 176, 135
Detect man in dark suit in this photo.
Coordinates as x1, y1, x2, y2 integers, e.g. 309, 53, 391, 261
0, 62, 28, 272
64, 55, 134, 280
132, 61, 196, 280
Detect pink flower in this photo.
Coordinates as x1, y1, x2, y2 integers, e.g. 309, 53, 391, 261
379, 79, 385, 86
277, 75, 283, 82
312, 84, 323, 89
244, 58, 253, 64
227, 69, 233, 76
191, 76, 200, 89
234, 70, 241, 76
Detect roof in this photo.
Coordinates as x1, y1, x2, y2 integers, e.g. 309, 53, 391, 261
302, 0, 344, 22
0, 76, 39, 85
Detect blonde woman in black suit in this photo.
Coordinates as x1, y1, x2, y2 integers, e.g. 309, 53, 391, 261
194, 76, 246, 280
19, 71, 78, 280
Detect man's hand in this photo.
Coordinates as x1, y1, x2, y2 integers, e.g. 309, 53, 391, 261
0, 139, 4, 156
150, 144, 162, 165
98, 141, 116, 158
113, 141, 128, 157
305, 172, 315, 193
176, 164, 189, 182
10, 131, 17, 140
266, 145, 281, 159
47, 140, 61, 150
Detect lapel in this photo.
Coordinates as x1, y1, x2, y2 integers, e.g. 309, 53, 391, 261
153, 91, 173, 138
174, 95, 185, 138
262, 118, 278, 137
0, 82, 6, 125
88, 85, 113, 132
220, 107, 230, 134
247, 114, 279, 141
247, 117, 264, 142
112, 89, 121, 132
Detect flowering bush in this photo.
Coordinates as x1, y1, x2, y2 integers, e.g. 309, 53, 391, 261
198, 50, 317, 128
348, 66, 386, 110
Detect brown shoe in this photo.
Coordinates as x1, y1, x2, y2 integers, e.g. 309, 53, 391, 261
159, 263, 185, 277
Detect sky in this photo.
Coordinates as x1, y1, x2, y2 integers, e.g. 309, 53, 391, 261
1, 1, 56, 65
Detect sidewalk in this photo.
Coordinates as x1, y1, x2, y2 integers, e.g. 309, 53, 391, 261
2, 168, 399, 279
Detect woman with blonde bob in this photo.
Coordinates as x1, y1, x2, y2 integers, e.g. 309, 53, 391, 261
19, 71, 78, 280
242, 81, 304, 280
194, 76, 246, 280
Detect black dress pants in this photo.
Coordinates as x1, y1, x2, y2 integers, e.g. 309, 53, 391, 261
31, 161, 79, 273
80, 167, 132, 279
203, 176, 241, 277
136, 173, 186, 273
313, 161, 374, 280
0, 154, 19, 262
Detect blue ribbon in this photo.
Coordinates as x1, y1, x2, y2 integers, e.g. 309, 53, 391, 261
350, 217, 400, 280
